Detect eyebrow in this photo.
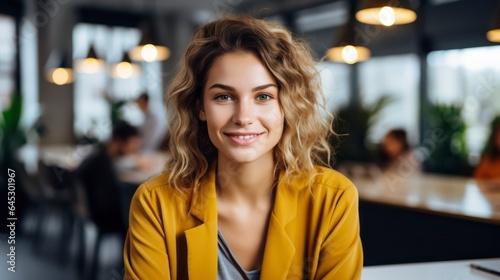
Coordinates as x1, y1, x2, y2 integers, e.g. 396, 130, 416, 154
208, 83, 278, 92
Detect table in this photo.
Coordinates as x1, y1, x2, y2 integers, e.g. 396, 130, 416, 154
338, 162, 500, 265
39, 144, 167, 185
362, 258, 500, 280
343, 163, 500, 225
37, 144, 168, 229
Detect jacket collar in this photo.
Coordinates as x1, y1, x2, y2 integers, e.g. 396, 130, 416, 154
185, 162, 303, 279
185, 164, 218, 279
188, 163, 218, 223
260, 173, 300, 278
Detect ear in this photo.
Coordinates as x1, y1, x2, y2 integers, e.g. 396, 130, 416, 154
197, 100, 206, 121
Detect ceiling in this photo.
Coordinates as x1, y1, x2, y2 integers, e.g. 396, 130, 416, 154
232, 0, 500, 57
73, 0, 215, 14
7, 0, 499, 58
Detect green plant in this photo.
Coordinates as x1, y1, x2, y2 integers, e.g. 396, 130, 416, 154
333, 95, 393, 163
422, 103, 469, 175
105, 95, 129, 128
0, 94, 45, 172
76, 96, 129, 144
1, 94, 45, 233
1, 94, 24, 167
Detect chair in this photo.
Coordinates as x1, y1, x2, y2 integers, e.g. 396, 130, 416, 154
74, 145, 127, 280
32, 162, 77, 266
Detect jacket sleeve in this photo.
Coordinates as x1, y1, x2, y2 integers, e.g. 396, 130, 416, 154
124, 184, 171, 280
315, 184, 363, 280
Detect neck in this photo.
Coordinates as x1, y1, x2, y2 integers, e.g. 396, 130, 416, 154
216, 153, 276, 206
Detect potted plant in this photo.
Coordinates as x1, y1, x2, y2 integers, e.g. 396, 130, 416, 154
422, 103, 470, 175
0, 94, 45, 232
333, 95, 393, 164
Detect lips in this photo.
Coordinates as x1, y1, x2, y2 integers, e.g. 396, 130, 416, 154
224, 132, 264, 145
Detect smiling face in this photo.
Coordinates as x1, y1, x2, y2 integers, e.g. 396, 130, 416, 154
199, 51, 284, 165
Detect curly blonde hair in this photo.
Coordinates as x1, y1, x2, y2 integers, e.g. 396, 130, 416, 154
166, 15, 335, 195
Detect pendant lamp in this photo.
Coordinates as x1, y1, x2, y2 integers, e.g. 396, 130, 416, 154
110, 52, 141, 79
75, 44, 105, 74
356, 0, 417, 26
487, 7, 500, 42
327, 21, 371, 64
45, 50, 74, 85
129, 20, 170, 62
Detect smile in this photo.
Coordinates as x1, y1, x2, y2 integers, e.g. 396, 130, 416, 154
235, 134, 258, 139
224, 132, 264, 145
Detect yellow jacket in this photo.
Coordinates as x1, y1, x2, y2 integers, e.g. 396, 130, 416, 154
124, 165, 363, 279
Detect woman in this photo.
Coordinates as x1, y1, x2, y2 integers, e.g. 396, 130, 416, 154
474, 118, 500, 181
124, 16, 363, 280
377, 129, 418, 172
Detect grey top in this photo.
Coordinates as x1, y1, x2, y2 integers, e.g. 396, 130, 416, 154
217, 230, 261, 280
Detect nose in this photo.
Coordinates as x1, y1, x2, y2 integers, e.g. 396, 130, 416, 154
232, 99, 254, 126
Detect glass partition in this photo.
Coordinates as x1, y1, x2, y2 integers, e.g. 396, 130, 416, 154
0, 14, 15, 110
428, 46, 500, 164
358, 54, 420, 145
73, 23, 165, 142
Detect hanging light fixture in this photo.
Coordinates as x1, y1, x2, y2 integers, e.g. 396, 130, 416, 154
110, 51, 141, 79
326, 21, 371, 64
129, 20, 170, 62
487, 6, 500, 42
45, 50, 74, 85
356, 0, 417, 26
75, 44, 105, 74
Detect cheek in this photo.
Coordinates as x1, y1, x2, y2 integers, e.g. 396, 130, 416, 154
204, 107, 231, 141
261, 105, 284, 133
205, 106, 230, 126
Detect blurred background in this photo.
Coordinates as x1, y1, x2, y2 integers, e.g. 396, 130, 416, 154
1, 0, 500, 279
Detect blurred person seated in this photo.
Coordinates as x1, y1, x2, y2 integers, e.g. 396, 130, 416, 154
474, 118, 500, 183
75, 121, 140, 234
377, 129, 421, 175
135, 92, 168, 152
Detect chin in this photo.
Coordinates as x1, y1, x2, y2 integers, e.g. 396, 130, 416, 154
220, 150, 270, 164
226, 155, 260, 164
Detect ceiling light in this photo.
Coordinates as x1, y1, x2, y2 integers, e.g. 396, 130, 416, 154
356, 0, 417, 26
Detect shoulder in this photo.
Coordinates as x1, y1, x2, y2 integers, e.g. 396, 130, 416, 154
138, 172, 171, 192
309, 165, 357, 194
285, 165, 358, 207
307, 167, 360, 224
131, 172, 186, 210
76, 144, 109, 172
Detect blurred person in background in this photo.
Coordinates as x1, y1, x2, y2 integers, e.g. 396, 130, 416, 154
135, 92, 168, 152
377, 129, 420, 174
75, 121, 140, 235
474, 117, 500, 182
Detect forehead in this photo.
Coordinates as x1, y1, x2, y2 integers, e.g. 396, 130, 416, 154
204, 51, 277, 90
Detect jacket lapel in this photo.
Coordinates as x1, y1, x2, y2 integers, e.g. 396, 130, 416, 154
183, 166, 306, 279
185, 165, 218, 280
260, 174, 302, 279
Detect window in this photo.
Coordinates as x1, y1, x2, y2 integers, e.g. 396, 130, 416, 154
0, 14, 15, 111
317, 61, 351, 113
358, 54, 420, 144
428, 46, 500, 164
73, 23, 165, 141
